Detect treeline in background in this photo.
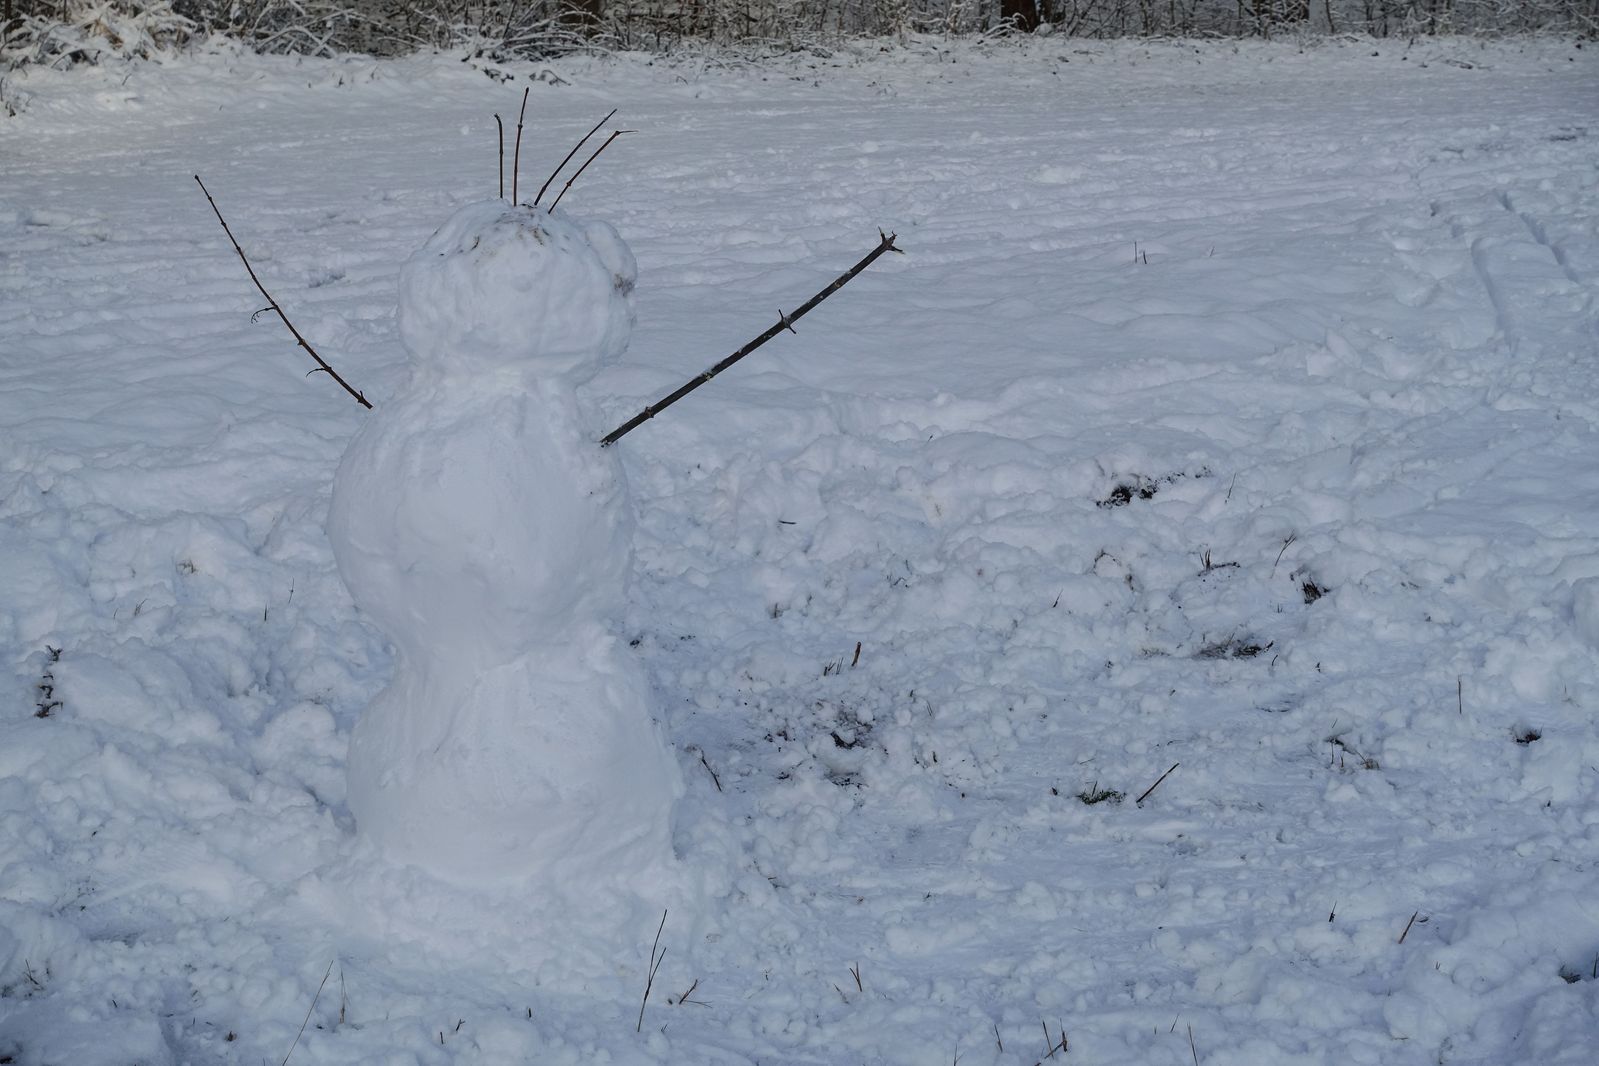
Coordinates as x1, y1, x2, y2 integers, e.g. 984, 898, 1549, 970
3, 0, 1595, 69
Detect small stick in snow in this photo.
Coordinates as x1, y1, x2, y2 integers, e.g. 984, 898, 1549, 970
1397, 910, 1420, 944
534, 107, 619, 207
1030, 1020, 1068, 1064
1188, 1024, 1199, 1066
850, 961, 862, 992
511, 87, 530, 205
636, 909, 668, 1032
698, 750, 723, 792
494, 113, 505, 200
1457, 676, 1463, 716
1135, 762, 1180, 806
194, 176, 370, 409
601, 230, 903, 446
548, 129, 634, 212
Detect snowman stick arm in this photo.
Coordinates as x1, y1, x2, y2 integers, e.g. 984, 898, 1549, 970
599, 230, 902, 446
194, 175, 373, 410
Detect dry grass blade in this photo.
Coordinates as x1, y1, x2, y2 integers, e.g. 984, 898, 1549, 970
636, 909, 668, 1032
281, 959, 334, 1066
1027, 1018, 1068, 1065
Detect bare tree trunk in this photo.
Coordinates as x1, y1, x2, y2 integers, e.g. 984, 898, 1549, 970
1001, 0, 1050, 31
1252, 0, 1271, 37
566, 0, 605, 35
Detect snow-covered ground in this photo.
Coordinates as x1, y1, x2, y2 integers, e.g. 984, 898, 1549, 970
3, 33, 1598, 1065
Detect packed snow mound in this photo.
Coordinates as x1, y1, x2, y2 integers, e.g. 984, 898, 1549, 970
397, 200, 637, 372
340, 621, 681, 884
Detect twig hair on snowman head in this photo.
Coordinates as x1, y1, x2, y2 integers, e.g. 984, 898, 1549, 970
532, 108, 618, 208
498, 95, 630, 213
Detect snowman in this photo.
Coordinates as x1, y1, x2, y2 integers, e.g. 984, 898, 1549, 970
326, 199, 682, 887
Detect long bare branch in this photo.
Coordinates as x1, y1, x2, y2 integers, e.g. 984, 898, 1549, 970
194, 175, 371, 409
600, 230, 902, 446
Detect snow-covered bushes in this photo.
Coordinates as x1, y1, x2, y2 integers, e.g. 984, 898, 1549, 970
1, 0, 195, 69
2, 0, 1593, 71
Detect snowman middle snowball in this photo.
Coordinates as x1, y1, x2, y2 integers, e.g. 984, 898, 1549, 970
328, 201, 682, 886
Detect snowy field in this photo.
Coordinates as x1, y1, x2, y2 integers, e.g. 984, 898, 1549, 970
3, 33, 1599, 1065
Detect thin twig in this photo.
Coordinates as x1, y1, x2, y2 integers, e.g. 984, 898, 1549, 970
1188, 1024, 1199, 1066
281, 959, 334, 1066
637, 910, 668, 1033
194, 176, 370, 409
534, 107, 618, 207
1135, 762, 1180, 806
494, 113, 505, 200
601, 230, 903, 446
548, 129, 633, 212
850, 962, 862, 992
1398, 910, 1419, 944
511, 87, 529, 205
699, 750, 723, 792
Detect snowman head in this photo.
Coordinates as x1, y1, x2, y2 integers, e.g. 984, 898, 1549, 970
398, 201, 637, 375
